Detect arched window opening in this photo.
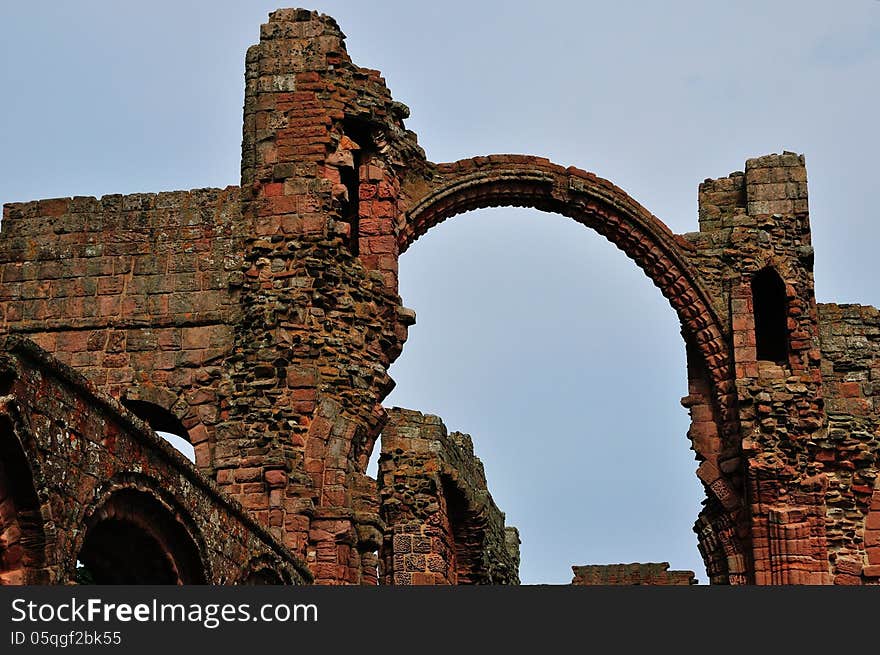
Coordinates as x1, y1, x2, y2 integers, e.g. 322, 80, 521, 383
360, 547, 380, 585
78, 519, 178, 584
752, 267, 789, 364
386, 206, 707, 584
339, 116, 375, 256
76, 489, 205, 585
121, 399, 195, 463
0, 367, 16, 395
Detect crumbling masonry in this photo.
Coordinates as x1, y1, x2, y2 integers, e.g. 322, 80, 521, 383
1, 9, 879, 585
571, 563, 696, 586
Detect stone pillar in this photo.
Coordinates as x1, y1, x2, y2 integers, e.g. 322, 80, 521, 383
217, 9, 421, 583
694, 152, 831, 584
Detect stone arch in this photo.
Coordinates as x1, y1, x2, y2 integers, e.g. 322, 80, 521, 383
74, 475, 208, 584
239, 554, 291, 585
402, 157, 736, 471
122, 387, 212, 472
0, 413, 48, 584
399, 155, 747, 581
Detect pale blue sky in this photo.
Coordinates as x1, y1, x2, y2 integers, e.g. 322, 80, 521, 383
1, 1, 877, 584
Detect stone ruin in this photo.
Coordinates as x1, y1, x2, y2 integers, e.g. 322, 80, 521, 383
0, 8, 878, 585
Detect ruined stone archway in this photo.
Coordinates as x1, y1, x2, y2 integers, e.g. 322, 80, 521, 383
122, 398, 197, 464
76, 481, 208, 585
395, 155, 749, 583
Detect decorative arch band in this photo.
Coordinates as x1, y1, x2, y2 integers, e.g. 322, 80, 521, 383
400, 156, 741, 511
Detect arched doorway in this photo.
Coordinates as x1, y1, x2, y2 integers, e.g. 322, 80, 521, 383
242, 569, 285, 585
76, 488, 206, 584
122, 399, 197, 464
240, 555, 290, 585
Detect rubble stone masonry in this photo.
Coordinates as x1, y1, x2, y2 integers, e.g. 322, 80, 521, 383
571, 563, 696, 586
0, 8, 878, 585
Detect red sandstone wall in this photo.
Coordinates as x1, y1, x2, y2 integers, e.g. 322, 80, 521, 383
688, 153, 831, 584
378, 408, 520, 585
225, 8, 427, 583
571, 563, 696, 586
0, 337, 308, 585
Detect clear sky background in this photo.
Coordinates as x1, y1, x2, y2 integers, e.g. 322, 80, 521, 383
1, 1, 878, 584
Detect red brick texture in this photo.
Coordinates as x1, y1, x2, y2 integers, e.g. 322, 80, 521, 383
0, 188, 243, 475
0, 337, 309, 584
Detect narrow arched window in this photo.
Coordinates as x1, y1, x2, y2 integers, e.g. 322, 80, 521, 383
751, 267, 788, 364
121, 399, 195, 463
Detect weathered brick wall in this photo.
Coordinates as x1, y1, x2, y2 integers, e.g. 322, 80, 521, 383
816, 303, 880, 583
350, 471, 383, 586
0, 187, 244, 474
224, 8, 428, 583
0, 7, 748, 586
378, 408, 520, 585
0, 337, 308, 585
867, 483, 880, 578
687, 156, 880, 585
571, 563, 696, 586
0, 10, 425, 585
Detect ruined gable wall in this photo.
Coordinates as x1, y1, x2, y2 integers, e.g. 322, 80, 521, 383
816, 303, 880, 582
689, 153, 880, 584
685, 153, 830, 584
